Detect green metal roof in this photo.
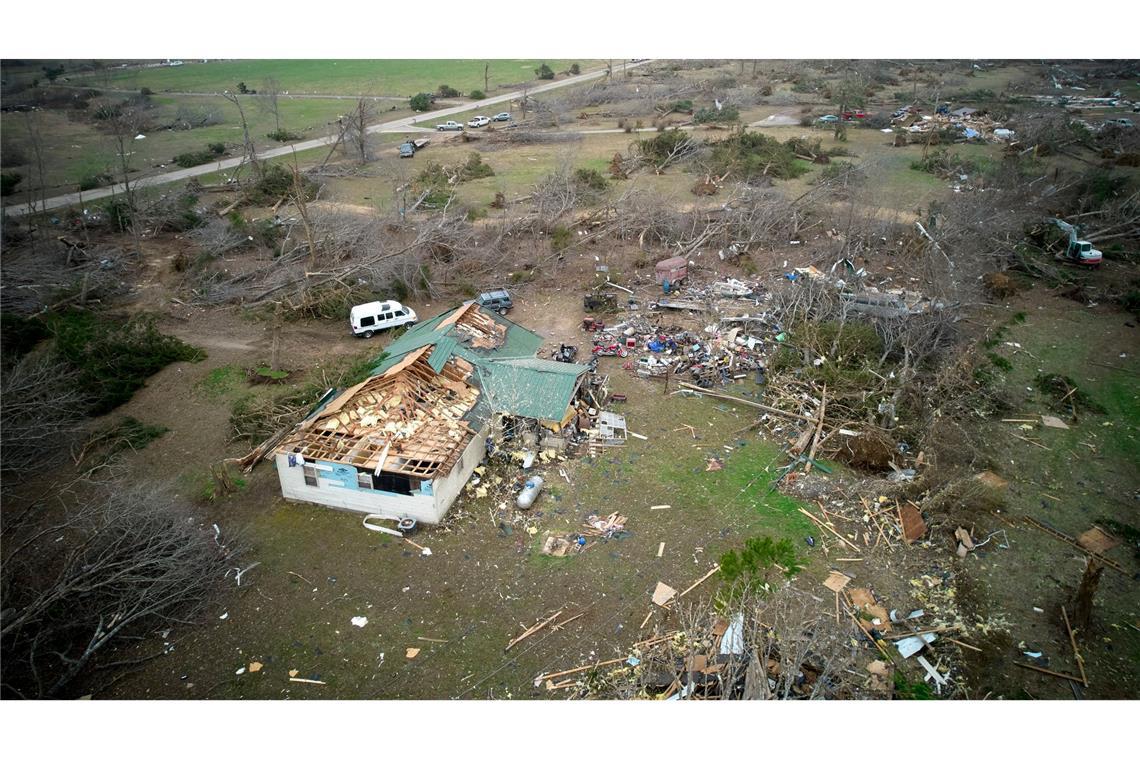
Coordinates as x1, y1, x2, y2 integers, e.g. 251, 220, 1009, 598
427, 336, 459, 373
476, 358, 586, 422
366, 304, 587, 422
371, 304, 543, 375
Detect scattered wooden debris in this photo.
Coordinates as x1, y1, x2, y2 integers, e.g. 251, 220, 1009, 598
506, 609, 564, 651
1077, 526, 1121, 555
1061, 606, 1089, 688
798, 507, 861, 552
676, 564, 721, 599
1022, 516, 1129, 576
823, 570, 851, 593
652, 582, 677, 608
899, 502, 926, 544
1016, 661, 1085, 684
405, 648, 421, 659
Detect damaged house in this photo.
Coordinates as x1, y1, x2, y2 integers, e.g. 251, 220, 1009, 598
274, 303, 590, 523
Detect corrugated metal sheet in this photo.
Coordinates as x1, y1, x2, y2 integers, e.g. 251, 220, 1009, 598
427, 336, 458, 373
364, 304, 584, 422
371, 305, 543, 375
478, 359, 586, 422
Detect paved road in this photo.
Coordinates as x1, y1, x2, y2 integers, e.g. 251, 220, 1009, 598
7, 61, 654, 217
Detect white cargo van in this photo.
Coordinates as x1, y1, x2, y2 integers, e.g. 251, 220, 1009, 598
349, 300, 417, 338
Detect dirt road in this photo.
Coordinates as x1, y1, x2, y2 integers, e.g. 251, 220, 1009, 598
7, 61, 654, 218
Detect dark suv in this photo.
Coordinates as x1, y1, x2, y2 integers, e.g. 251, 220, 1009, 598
475, 289, 513, 315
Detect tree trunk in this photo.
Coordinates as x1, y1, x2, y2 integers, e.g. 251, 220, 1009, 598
1071, 558, 1103, 632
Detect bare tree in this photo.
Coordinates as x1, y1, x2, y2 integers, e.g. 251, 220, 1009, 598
105, 102, 148, 256
258, 77, 283, 134
340, 98, 376, 164
222, 90, 260, 180
21, 111, 47, 220
0, 483, 241, 698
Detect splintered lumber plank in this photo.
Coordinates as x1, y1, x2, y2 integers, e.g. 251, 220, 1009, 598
798, 507, 861, 552
676, 564, 721, 599
804, 385, 827, 475
1061, 606, 1089, 687
847, 608, 891, 658
538, 656, 628, 682
551, 612, 584, 631
677, 382, 819, 423
506, 610, 563, 651
1016, 662, 1085, 684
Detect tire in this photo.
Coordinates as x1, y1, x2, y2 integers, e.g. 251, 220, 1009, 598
619, 349, 629, 358
362, 330, 374, 339
498, 307, 508, 316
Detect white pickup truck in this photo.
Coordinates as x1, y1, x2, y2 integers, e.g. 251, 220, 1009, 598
436, 120, 463, 131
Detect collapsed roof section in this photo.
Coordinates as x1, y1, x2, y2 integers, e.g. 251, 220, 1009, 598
277, 346, 480, 479
371, 301, 543, 377
276, 303, 591, 478
476, 357, 590, 423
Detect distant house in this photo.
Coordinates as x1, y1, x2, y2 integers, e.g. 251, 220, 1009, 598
274, 303, 590, 523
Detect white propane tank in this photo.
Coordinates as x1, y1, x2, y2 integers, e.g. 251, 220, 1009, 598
516, 476, 544, 510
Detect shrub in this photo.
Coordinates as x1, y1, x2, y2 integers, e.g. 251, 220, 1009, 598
550, 225, 572, 251
718, 536, 801, 605
173, 150, 219, 168
247, 163, 316, 205
1, 171, 22, 197
103, 197, 132, 232
409, 93, 432, 112
638, 129, 691, 163
459, 152, 494, 181
535, 63, 555, 80
207, 142, 225, 155
694, 104, 740, 124
47, 311, 206, 414
437, 84, 460, 98
266, 129, 300, 142
573, 167, 608, 192
569, 63, 581, 75
469, 89, 486, 100
661, 99, 693, 114
78, 171, 113, 191
708, 132, 809, 181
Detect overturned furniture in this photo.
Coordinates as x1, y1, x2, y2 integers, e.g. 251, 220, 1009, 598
587, 411, 628, 456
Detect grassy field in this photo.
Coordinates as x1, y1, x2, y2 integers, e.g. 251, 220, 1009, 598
73, 60, 601, 97
1, 94, 396, 197
95, 323, 820, 700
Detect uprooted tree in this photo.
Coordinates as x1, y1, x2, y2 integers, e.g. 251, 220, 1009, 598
0, 483, 241, 698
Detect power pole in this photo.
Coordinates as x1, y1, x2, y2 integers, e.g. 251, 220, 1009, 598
484, 62, 489, 94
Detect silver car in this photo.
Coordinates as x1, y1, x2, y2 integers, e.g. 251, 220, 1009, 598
492, 112, 511, 122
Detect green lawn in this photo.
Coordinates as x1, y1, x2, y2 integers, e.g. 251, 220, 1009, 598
74, 60, 600, 97
1, 94, 397, 199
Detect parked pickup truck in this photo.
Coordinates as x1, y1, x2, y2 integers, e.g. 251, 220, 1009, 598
436, 120, 463, 131
398, 138, 430, 158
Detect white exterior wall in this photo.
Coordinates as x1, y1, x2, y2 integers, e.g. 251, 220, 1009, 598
274, 425, 488, 524
275, 453, 441, 523
431, 425, 490, 515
